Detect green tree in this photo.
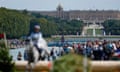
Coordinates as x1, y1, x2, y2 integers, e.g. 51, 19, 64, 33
38, 18, 58, 37
103, 20, 120, 35
0, 7, 31, 38
0, 40, 15, 72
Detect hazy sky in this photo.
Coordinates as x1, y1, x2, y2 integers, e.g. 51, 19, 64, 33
0, 0, 120, 11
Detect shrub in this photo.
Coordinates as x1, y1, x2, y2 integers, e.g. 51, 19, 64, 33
53, 54, 91, 72
0, 41, 15, 72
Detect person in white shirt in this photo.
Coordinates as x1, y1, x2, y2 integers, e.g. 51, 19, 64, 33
29, 25, 49, 58
25, 25, 50, 72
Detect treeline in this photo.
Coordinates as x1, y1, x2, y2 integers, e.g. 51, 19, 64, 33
1, 8, 120, 38
0, 8, 31, 38
30, 12, 84, 37
0, 8, 84, 38
103, 20, 120, 35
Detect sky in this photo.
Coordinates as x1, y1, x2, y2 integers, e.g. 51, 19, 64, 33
0, 0, 120, 11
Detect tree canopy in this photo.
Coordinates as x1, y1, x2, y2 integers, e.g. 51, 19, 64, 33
30, 12, 84, 36
103, 20, 120, 35
0, 8, 31, 38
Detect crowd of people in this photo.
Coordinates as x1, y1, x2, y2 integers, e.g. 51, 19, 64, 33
62, 40, 120, 60
7, 39, 26, 49
8, 38, 120, 61
9, 39, 120, 61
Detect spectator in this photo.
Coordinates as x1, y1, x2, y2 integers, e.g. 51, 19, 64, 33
50, 48, 56, 60
17, 51, 22, 60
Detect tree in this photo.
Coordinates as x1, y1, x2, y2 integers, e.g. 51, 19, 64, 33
0, 7, 31, 38
0, 40, 15, 72
38, 18, 58, 37
103, 20, 120, 35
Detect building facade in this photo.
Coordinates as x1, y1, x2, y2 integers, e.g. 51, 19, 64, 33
36, 4, 120, 23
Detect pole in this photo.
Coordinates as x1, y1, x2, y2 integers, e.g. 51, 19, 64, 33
93, 28, 96, 36
4, 33, 7, 48
83, 46, 87, 72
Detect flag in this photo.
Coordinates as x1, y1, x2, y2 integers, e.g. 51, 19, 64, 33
0, 33, 4, 38
0, 33, 7, 48
114, 51, 120, 58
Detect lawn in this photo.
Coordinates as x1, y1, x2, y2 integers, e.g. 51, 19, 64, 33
86, 29, 102, 36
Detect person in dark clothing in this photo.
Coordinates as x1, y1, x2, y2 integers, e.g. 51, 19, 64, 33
50, 48, 56, 60
17, 51, 22, 60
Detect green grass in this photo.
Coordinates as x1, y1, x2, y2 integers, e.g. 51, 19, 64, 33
95, 29, 102, 35
87, 29, 93, 35
86, 29, 102, 36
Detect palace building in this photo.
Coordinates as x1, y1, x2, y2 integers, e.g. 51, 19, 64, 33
34, 4, 120, 24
